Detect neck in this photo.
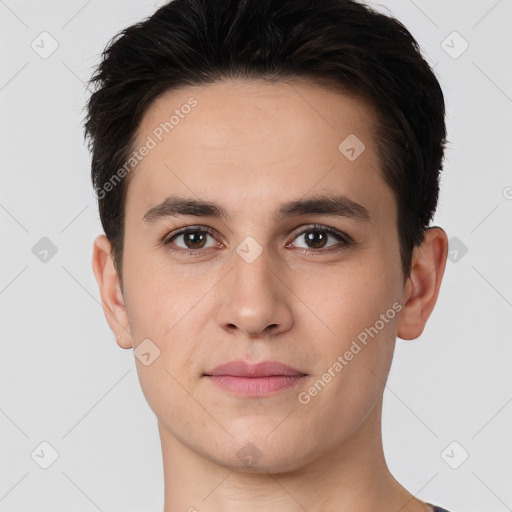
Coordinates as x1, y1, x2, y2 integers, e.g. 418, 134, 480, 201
159, 396, 430, 512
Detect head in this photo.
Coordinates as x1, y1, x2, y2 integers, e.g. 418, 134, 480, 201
87, 0, 448, 472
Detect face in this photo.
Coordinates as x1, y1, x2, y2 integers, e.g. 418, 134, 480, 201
99, 79, 415, 471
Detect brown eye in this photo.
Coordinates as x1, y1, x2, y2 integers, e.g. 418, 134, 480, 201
178, 231, 209, 249
301, 229, 329, 249
289, 225, 353, 253
164, 226, 218, 254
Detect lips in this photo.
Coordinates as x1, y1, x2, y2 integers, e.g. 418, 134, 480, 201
204, 360, 307, 378
203, 360, 308, 396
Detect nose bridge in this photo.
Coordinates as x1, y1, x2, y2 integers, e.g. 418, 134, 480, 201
231, 239, 278, 305
216, 238, 293, 336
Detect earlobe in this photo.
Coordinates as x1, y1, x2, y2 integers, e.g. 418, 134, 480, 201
397, 227, 449, 340
91, 234, 133, 349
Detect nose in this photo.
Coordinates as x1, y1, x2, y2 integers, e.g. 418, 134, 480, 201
216, 245, 294, 339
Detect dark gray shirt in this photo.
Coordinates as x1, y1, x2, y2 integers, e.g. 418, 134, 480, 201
430, 504, 453, 512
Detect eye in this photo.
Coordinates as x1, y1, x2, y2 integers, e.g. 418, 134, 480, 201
163, 226, 220, 255
287, 224, 354, 254
162, 224, 354, 257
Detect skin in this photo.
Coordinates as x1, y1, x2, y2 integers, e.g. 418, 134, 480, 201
92, 79, 448, 512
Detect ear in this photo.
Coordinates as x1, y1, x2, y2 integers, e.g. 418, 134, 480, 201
91, 234, 133, 349
397, 226, 449, 340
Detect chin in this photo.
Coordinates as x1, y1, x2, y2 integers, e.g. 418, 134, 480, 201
206, 430, 313, 474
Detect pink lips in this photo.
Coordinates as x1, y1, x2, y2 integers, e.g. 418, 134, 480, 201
203, 360, 308, 396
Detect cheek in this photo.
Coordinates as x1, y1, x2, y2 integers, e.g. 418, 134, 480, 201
127, 287, 205, 427
312, 278, 398, 388
294, 253, 400, 404
123, 251, 215, 385
123, 246, 209, 334
296, 254, 401, 343
297, 277, 398, 437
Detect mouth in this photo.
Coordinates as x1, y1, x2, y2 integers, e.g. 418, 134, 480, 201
203, 360, 308, 396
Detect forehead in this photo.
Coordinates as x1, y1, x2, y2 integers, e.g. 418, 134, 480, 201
126, 79, 394, 226
134, 78, 378, 161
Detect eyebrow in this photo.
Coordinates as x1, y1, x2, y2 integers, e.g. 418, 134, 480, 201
142, 194, 371, 225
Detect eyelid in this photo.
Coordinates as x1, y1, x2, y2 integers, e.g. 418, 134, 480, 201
163, 225, 217, 243
287, 223, 354, 245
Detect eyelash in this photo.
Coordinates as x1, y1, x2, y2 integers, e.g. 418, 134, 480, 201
162, 224, 354, 257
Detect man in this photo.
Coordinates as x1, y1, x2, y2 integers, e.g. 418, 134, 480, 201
86, 0, 453, 510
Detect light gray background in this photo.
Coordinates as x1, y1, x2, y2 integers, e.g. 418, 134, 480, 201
1, 0, 511, 511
